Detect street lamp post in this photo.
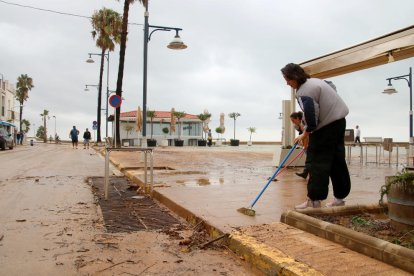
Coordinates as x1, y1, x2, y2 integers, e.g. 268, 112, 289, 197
86, 52, 110, 139
52, 116, 56, 137
85, 84, 100, 133
383, 67, 413, 137
383, 67, 413, 157
142, 2, 187, 146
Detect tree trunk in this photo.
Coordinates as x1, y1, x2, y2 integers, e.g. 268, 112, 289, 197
233, 119, 236, 140
150, 119, 153, 139
43, 116, 47, 143
114, 0, 131, 147
19, 102, 23, 132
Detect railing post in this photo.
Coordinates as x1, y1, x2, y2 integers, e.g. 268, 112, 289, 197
105, 148, 110, 200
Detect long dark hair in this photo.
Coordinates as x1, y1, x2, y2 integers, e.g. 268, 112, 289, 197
281, 63, 310, 86
290, 111, 303, 120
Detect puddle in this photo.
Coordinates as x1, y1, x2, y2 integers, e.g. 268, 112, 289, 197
181, 177, 225, 187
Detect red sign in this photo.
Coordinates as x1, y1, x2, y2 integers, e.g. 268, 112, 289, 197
109, 95, 122, 108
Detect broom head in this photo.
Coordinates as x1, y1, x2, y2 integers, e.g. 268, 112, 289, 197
237, 207, 256, 216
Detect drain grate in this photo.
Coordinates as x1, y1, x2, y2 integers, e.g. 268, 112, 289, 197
91, 176, 180, 233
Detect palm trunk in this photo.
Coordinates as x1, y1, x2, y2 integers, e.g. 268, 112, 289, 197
43, 116, 47, 143
96, 49, 105, 143
115, 0, 131, 147
233, 119, 236, 140
150, 119, 153, 139
19, 102, 23, 132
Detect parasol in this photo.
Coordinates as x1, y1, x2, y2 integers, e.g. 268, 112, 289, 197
219, 112, 226, 133
136, 106, 143, 133
170, 108, 176, 134
203, 109, 210, 134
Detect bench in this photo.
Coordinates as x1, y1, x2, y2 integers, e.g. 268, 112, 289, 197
363, 137, 383, 143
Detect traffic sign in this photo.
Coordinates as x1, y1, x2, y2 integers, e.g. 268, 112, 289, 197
92, 121, 97, 130
109, 95, 122, 108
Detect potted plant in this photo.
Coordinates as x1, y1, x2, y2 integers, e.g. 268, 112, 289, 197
380, 170, 414, 231
197, 112, 211, 146
146, 110, 157, 147
173, 111, 186, 147
247, 127, 256, 146
161, 127, 169, 147
228, 112, 241, 146
123, 123, 134, 146
215, 127, 223, 146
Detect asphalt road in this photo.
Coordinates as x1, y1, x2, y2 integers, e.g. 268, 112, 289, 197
0, 143, 104, 275
0, 143, 251, 276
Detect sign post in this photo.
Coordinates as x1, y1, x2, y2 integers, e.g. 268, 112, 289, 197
109, 95, 122, 147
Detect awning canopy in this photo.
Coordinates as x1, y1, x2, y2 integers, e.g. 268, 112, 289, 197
0, 120, 16, 127
300, 25, 414, 78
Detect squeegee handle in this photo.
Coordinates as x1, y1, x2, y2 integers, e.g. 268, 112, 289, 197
249, 143, 298, 208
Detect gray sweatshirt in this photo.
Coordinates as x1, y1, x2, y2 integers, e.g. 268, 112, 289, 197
296, 78, 349, 132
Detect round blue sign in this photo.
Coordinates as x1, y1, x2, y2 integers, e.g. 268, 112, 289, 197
109, 95, 122, 108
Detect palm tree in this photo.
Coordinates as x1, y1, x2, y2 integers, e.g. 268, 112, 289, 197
197, 113, 211, 140
36, 125, 45, 139
40, 109, 49, 143
173, 111, 186, 140
91, 8, 122, 143
228, 112, 241, 140
114, 0, 146, 147
15, 74, 34, 133
146, 110, 156, 140
21, 119, 30, 134
123, 123, 134, 139
247, 127, 256, 142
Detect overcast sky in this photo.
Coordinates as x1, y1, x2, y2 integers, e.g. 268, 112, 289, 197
1, 0, 413, 142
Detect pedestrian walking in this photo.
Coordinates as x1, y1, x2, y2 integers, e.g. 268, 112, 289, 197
69, 126, 79, 149
281, 63, 351, 209
83, 128, 91, 149
354, 125, 361, 145
19, 131, 24, 145
16, 132, 21, 145
207, 129, 213, 147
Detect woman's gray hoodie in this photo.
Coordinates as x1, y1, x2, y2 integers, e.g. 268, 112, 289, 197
296, 78, 349, 132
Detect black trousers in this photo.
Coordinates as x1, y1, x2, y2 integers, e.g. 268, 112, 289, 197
305, 118, 351, 200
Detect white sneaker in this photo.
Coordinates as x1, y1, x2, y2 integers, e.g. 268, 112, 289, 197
325, 198, 345, 207
295, 199, 321, 209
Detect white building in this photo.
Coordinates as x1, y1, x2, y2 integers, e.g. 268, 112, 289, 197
0, 77, 18, 134
115, 110, 204, 146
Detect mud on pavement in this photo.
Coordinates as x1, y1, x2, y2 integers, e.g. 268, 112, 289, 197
86, 176, 253, 275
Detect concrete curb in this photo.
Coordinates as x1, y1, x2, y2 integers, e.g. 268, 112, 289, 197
281, 206, 414, 274
228, 232, 323, 276
120, 166, 322, 275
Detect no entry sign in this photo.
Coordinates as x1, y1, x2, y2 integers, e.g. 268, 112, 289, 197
109, 95, 122, 108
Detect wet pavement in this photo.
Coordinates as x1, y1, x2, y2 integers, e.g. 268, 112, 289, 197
107, 144, 411, 274
109, 145, 401, 231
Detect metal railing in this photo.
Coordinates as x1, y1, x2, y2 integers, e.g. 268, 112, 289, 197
104, 138, 154, 199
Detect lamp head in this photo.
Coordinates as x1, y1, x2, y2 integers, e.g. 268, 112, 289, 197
383, 82, 397, 95
86, 54, 95, 63
167, 31, 187, 50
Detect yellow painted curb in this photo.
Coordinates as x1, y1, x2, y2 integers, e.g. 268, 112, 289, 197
228, 231, 323, 276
